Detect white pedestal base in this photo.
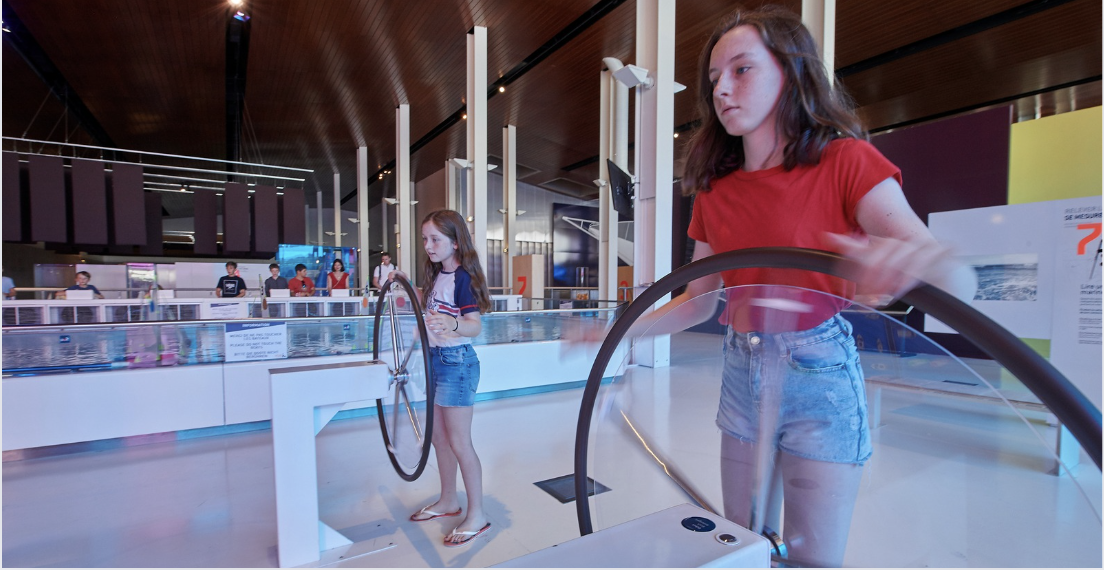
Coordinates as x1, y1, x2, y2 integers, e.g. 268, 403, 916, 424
270, 360, 392, 567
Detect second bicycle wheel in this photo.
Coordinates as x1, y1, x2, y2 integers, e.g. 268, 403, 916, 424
373, 275, 434, 481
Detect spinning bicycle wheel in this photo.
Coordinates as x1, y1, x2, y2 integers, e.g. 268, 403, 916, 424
373, 275, 434, 481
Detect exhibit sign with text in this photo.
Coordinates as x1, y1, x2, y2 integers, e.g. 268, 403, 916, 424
1048, 198, 1102, 407
225, 321, 288, 363
929, 196, 1102, 407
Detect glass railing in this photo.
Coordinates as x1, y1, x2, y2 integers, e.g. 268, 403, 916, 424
1, 306, 620, 376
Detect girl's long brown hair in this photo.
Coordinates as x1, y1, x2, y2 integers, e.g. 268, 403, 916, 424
420, 209, 493, 313
682, 4, 866, 196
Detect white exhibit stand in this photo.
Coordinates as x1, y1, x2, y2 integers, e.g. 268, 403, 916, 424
270, 360, 392, 567
495, 503, 769, 568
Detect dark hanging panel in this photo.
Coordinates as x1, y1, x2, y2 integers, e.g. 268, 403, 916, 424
280, 187, 306, 245
252, 185, 279, 253
111, 163, 146, 245
141, 192, 163, 256
71, 159, 109, 245
223, 182, 251, 253
870, 105, 1012, 224
192, 190, 218, 255
28, 155, 67, 243
3, 152, 23, 242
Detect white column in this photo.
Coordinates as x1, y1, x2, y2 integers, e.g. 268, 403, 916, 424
396, 104, 413, 278
445, 160, 458, 212
599, 58, 630, 303
357, 146, 370, 292
633, 0, 675, 368
467, 26, 488, 270
316, 189, 323, 246
802, 0, 836, 84
333, 173, 341, 248
381, 195, 389, 255
502, 124, 517, 291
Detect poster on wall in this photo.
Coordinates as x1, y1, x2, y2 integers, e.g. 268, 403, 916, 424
551, 203, 601, 288
1048, 198, 1102, 407
927, 202, 1057, 338
224, 321, 288, 363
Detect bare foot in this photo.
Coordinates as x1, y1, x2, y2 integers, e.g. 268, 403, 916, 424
444, 518, 492, 546
409, 500, 462, 522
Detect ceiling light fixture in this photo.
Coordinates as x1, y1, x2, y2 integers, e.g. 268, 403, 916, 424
461, 113, 468, 120
498, 86, 505, 93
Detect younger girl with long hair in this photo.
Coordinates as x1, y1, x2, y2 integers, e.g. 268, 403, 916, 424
406, 209, 494, 548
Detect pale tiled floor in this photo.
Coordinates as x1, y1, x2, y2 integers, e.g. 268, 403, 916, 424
3, 333, 1101, 567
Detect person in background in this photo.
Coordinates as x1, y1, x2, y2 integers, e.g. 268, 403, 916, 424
373, 251, 397, 290
328, 259, 349, 292
288, 263, 315, 297
2, 270, 15, 299
66, 271, 105, 299
215, 261, 247, 298
264, 263, 288, 296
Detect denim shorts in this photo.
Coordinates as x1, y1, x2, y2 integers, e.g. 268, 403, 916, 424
430, 344, 480, 407
717, 314, 872, 465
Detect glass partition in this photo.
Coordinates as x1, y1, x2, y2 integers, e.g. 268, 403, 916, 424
2, 307, 620, 376
585, 285, 1100, 567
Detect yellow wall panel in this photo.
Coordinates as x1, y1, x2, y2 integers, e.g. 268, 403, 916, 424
1008, 106, 1102, 204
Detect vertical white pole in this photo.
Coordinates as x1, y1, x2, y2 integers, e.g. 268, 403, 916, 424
633, 0, 674, 368
396, 104, 413, 280
599, 64, 613, 302
357, 147, 370, 292
503, 124, 517, 291
599, 58, 630, 303
381, 196, 389, 255
467, 26, 488, 270
316, 189, 323, 246
802, 0, 836, 84
445, 160, 456, 211
333, 173, 341, 248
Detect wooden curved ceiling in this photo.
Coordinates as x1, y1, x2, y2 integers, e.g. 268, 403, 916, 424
3, 0, 1100, 212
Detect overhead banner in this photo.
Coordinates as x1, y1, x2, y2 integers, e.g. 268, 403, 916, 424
225, 321, 288, 363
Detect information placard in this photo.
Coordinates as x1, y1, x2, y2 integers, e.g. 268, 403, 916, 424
224, 321, 288, 363
209, 302, 244, 320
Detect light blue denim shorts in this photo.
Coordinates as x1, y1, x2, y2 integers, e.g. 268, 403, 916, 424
717, 314, 872, 465
430, 344, 480, 407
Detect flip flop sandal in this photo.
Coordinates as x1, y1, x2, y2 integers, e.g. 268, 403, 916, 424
444, 522, 492, 547
409, 506, 462, 522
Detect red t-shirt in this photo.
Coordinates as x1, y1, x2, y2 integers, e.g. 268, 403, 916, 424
687, 138, 901, 332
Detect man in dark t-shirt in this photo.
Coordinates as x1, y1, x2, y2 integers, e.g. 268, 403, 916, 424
215, 261, 247, 298
264, 263, 288, 296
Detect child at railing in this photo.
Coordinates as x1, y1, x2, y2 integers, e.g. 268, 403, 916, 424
395, 209, 495, 548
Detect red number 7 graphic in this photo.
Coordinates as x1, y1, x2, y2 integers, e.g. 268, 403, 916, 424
517, 276, 527, 295
1077, 223, 1102, 255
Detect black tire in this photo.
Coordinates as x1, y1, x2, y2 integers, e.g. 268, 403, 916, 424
373, 274, 434, 481
574, 247, 1102, 535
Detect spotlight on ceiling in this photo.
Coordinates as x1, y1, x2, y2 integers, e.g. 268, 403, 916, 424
498, 86, 505, 93
228, 0, 244, 7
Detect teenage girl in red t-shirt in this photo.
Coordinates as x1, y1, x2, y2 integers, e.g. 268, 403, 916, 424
620, 6, 976, 567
